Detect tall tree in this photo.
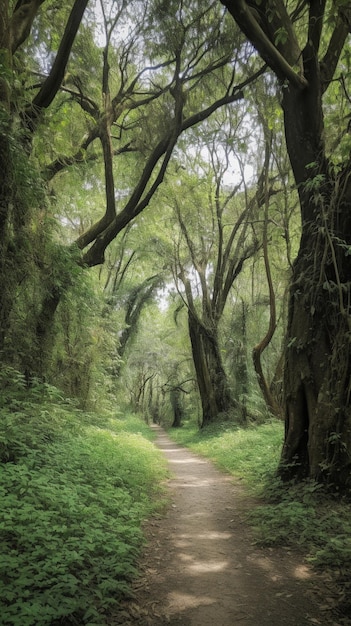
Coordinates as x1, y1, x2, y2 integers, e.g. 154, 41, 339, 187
0, 0, 260, 377
222, 0, 351, 488
164, 112, 266, 426
0, 0, 90, 364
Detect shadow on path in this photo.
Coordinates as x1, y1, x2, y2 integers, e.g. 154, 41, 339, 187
113, 426, 335, 626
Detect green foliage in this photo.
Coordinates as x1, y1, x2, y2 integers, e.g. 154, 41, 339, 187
0, 368, 168, 625
169, 418, 283, 485
274, 27, 288, 46
168, 419, 351, 572
49, 269, 104, 407
250, 477, 351, 570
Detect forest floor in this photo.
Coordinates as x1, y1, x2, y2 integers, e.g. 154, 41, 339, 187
110, 426, 347, 626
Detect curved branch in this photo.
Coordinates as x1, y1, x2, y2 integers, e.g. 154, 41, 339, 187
44, 128, 100, 179
24, 0, 89, 130
80, 132, 177, 266
79, 88, 247, 266
221, 0, 308, 88
252, 135, 282, 418
10, 0, 46, 53
75, 123, 137, 250
320, 9, 351, 93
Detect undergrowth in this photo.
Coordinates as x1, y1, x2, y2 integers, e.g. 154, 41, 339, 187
0, 366, 168, 626
168, 419, 351, 574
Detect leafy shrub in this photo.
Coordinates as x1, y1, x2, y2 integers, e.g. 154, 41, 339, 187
0, 367, 168, 625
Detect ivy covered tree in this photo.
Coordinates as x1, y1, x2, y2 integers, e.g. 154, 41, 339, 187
221, 0, 351, 489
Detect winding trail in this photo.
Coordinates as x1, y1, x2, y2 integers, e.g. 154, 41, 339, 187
114, 426, 334, 626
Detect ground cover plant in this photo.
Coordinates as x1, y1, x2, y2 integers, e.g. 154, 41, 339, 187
168, 419, 351, 594
0, 367, 168, 626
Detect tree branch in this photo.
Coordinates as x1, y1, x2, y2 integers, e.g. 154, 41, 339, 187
10, 0, 46, 53
307, 0, 326, 54
23, 0, 89, 130
252, 133, 282, 418
76, 120, 117, 249
320, 8, 351, 93
221, 0, 308, 88
79, 88, 247, 267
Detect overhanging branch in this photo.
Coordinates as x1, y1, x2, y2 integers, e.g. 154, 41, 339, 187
79, 88, 247, 267
23, 0, 89, 130
221, 0, 308, 89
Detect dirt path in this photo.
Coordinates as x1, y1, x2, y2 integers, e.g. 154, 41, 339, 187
112, 426, 337, 626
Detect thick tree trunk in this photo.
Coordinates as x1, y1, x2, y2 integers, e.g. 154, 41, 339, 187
281, 214, 351, 487
188, 310, 233, 426
279, 47, 351, 488
220, 0, 351, 489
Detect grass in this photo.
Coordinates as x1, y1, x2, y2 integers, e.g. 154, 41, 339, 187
167, 419, 283, 488
0, 367, 168, 626
168, 419, 351, 575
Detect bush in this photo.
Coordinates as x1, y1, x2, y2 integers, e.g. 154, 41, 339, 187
0, 367, 168, 625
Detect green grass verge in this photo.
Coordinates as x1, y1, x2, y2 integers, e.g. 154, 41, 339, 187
168, 419, 351, 573
167, 419, 283, 487
0, 367, 168, 626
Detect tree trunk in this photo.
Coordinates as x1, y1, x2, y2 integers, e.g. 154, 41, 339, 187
280, 199, 351, 486
188, 310, 233, 426
238, 300, 249, 422
0, 2, 15, 353
220, 0, 351, 489
279, 46, 351, 488
170, 388, 184, 428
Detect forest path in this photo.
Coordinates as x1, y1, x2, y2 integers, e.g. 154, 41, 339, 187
112, 426, 334, 626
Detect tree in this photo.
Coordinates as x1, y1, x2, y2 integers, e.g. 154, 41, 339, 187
251, 123, 282, 418
0, 0, 90, 365
163, 110, 268, 426
222, 0, 351, 488
1, 0, 260, 378
101, 224, 164, 377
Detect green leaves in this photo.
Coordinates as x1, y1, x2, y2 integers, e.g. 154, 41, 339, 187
274, 27, 288, 47
0, 369, 168, 624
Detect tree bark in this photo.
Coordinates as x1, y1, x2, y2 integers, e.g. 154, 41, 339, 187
188, 310, 233, 427
170, 387, 184, 428
278, 43, 351, 487
280, 168, 351, 486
